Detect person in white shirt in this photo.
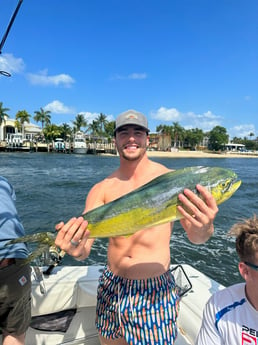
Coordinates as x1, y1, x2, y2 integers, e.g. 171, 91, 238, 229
196, 215, 258, 345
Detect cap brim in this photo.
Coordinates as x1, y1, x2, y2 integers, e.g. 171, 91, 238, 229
114, 124, 150, 135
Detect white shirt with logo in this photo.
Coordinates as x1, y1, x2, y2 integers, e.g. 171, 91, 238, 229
195, 283, 258, 345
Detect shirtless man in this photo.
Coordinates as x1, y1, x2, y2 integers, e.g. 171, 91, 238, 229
55, 109, 218, 345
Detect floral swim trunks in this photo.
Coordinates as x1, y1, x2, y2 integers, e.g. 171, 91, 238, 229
96, 265, 180, 345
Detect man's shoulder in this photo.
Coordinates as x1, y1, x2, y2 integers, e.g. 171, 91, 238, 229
210, 282, 246, 306
148, 159, 171, 171
146, 160, 171, 177
87, 174, 119, 202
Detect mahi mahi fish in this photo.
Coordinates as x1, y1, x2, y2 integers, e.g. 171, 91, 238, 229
6, 166, 241, 255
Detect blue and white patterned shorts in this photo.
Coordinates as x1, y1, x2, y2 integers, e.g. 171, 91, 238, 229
96, 265, 180, 345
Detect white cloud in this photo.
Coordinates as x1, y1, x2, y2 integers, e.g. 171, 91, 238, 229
0, 54, 75, 87
150, 106, 257, 138
185, 110, 222, 131
151, 107, 181, 121
150, 107, 222, 132
111, 72, 147, 80
0, 53, 25, 74
44, 100, 75, 114
27, 69, 75, 87
229, 124, 256, 139
78, 111, 99, 123
78, 111, 114, 124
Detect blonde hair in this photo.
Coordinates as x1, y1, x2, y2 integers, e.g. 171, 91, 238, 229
228, 215, 258, 262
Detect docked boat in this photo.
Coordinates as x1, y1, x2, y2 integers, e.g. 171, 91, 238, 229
17, 263, 224, 345
73, 131, 87, 154
54, 138, 65, 153
5, 133, 31, 151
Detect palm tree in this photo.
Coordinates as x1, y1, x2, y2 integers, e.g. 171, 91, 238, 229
0, 102, 10, 141
34, 107, 51, 129
185, 128, 204, 149
72, 114, 87, 132
96, 113, 108, 135
105, 121, 116, 138
249, 132, 255, 140
88, 120, 100, 137
0, 102, 10, 126
43, 124, 61, 142
171, 122, 185, 148
15, 110, 31, 125
156, 124, 171, 135
60, 123, 72, 140
15, 110, 31, 138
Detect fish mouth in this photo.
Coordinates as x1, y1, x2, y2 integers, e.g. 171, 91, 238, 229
231, 179, 242, 193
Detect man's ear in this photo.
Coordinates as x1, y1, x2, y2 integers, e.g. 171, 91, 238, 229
239, 262, 249, 281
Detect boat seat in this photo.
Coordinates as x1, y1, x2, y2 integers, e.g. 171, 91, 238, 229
31, 266, 101, 316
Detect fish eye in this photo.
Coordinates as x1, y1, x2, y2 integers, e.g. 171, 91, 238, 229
221, 179, 231, 192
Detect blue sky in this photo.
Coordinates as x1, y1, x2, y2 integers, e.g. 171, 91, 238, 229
0, 0, 257, 139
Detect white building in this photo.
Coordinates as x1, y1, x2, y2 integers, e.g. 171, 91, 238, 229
224, 143, 246, 151
0, 117, 42, 145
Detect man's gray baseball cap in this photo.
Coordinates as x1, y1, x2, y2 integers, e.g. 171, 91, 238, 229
114, 110, 150, 134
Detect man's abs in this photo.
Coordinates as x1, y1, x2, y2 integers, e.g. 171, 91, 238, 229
107, 224, 172, 279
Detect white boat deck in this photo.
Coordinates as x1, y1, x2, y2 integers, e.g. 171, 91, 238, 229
0, 264, 225, 345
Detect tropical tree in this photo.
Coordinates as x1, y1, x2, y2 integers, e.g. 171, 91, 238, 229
249, 132, 255, 140
0, 102, 10, 126
208, 126, 228, 151
185, 128, 204, 149
171, 122, 185, 148
156, 124, 171, 135
59, 123, 73, 140
96, 113, 108, 135
15, 110, 31, 137
43, 124, 61, 142
231, 137, 243, 144
88, 120, 100, 137
105, 121, 116, 138
33, 107, 51, 129
157, 122, 185, 148
72, 113, 87, 132
0, 102, 10, 141
15, 110, 31, 125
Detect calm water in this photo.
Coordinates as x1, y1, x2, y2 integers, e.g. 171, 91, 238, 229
0, 152, 257, 286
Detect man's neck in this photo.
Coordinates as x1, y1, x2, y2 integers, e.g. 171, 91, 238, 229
119, 153, 150, 179
245, 284, 258, 311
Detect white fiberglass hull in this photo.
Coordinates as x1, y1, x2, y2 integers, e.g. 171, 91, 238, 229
0, 264, 224, 345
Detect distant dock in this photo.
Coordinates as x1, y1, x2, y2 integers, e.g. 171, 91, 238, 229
0, 140, 117, 155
